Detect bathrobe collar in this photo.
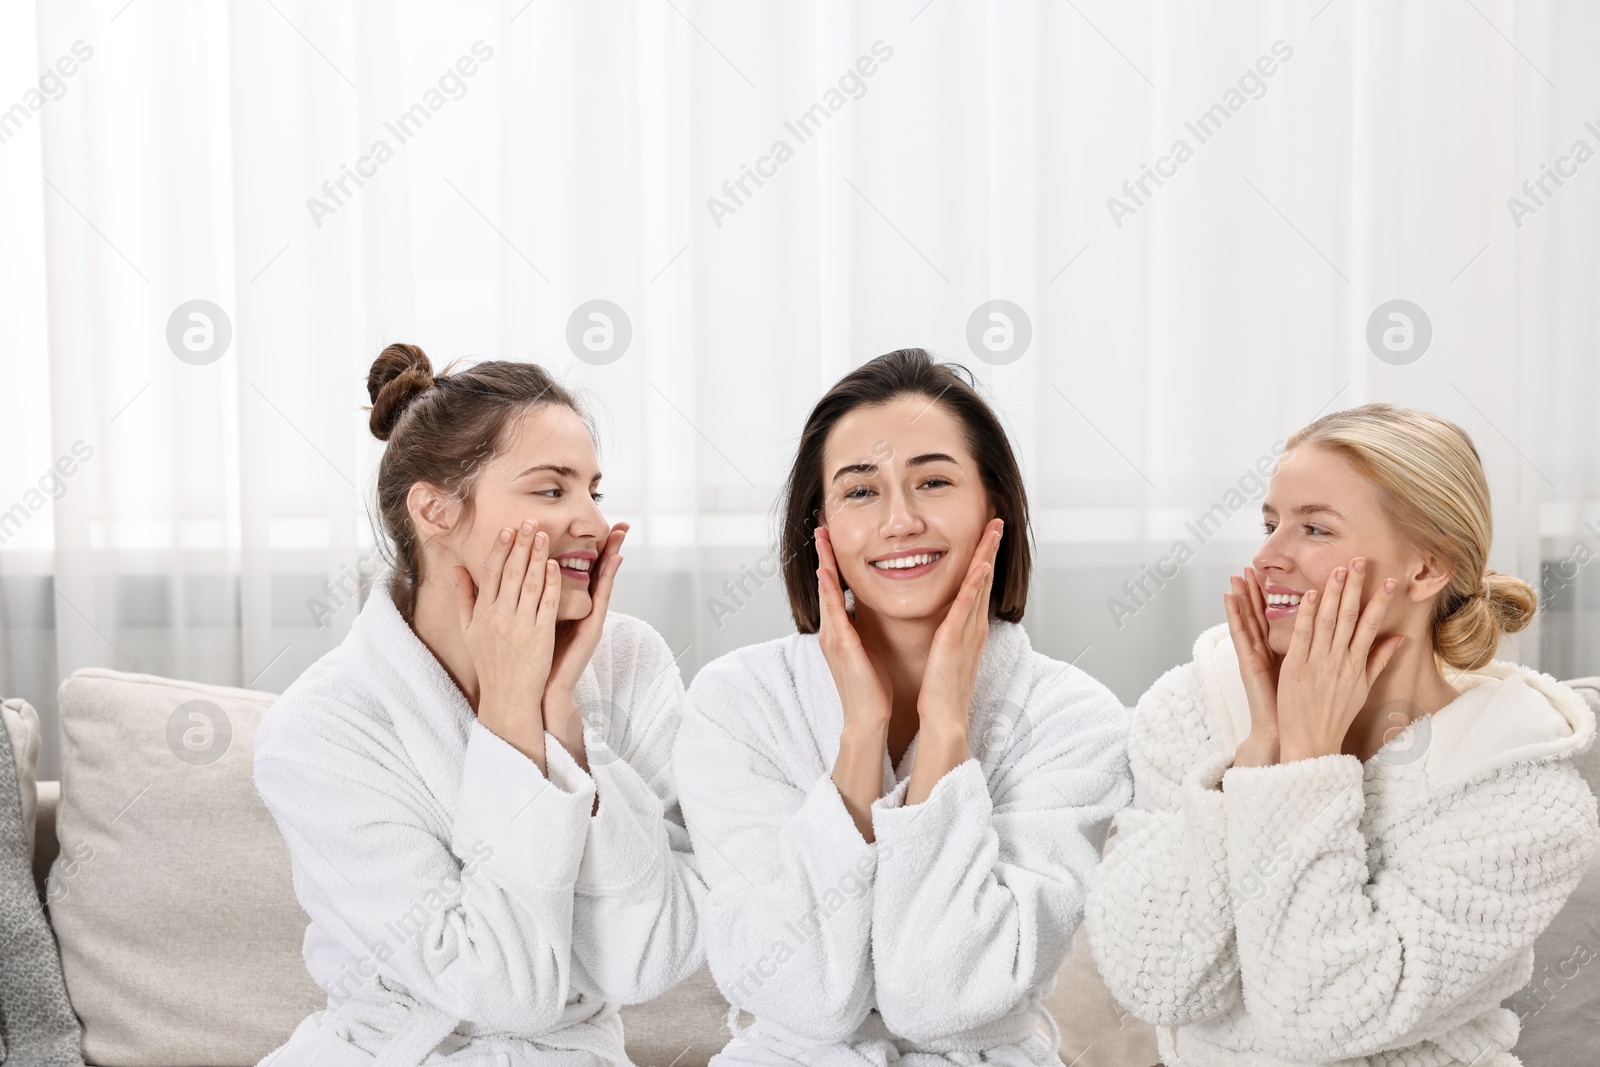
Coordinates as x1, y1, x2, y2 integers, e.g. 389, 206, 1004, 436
1192, 621, 1596, 791
794, 618, 1034, 789
338, 580, 481, 819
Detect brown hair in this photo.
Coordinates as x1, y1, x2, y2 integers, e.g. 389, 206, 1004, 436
778, 348, 1033, 632
365, 343, 586, 622
1286, 402, 1536, 671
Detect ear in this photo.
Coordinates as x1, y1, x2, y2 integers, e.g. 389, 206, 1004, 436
406, 482, 459, 541
1404, 550, 1454, 605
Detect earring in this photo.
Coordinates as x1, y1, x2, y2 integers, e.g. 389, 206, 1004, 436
843, 588, 856, 613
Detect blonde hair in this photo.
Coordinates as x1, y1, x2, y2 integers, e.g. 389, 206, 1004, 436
1285, 403, 1535, 671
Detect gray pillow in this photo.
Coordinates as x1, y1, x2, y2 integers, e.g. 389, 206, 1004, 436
1506, 676, 1600, 1065
1, 698, 40, 861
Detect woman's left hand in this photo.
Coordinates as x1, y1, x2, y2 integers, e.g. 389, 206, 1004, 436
1276, 557, 1407, 763
543, 523, 629, 728
917, 518, 1003, 730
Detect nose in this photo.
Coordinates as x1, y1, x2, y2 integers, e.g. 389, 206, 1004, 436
566, 492, 608, 542
1253, 523, 1291, 577
877, 479, 926, 539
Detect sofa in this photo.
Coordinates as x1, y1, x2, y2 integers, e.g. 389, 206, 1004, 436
7, 668, 1599, 1067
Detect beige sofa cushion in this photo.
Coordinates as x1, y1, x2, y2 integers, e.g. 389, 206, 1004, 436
50, 667, 323, 1066
618, 962, 728, 1067
2, 696, 41, 860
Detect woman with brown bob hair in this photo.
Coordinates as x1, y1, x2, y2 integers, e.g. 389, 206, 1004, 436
255, 345, 706, 1066
673, 348, 1132, 1066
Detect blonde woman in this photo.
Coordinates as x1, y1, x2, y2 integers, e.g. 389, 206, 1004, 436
1085, 403, 1598, 1067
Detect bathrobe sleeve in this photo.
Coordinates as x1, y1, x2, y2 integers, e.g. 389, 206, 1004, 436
1083, 661, 1245, 1027
1218, 753, 1600, 1062
567, 616, 708, 1004
675, 651, 878, 1043
255, 706, 596, 1033
867, 661, 1132, 1042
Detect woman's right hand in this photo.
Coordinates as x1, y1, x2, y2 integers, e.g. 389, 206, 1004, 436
815, 526, 892, 729
1223, 565, 1281, 767
452, 518, 563, 765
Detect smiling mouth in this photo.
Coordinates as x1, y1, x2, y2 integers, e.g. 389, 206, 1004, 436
1263, 589, 1303, 618
868, 550, 945, 578
556, 557, 594, 582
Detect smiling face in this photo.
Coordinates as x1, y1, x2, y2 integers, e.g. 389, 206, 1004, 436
819, 396, 996, 627
1253, 443, 1444, 654
430, 403, 609, 621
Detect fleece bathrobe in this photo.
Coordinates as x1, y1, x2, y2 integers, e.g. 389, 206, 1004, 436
674, 619, 1132, 1067
1084, 623, 1600, 1067
254, 582, 706, 1067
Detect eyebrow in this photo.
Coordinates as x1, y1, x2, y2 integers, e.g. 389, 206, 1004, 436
1262, 502, 1344, 520
829, 452, 961, 483
515, 464, 602, 482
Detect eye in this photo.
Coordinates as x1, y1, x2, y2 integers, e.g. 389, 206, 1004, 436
533, 488, 562, 498
1262, 520, 1277, 534
1304, 524, 1329, 536
843, 485, 874, 501
591, 490, 605, 503
920, 476, 952, 490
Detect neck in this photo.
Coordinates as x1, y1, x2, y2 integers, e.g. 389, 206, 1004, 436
407, 574, 481, 711
1342, 624, 1460, 759
853, 604, 939, 724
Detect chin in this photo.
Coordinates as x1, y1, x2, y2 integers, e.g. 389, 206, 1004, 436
856, 589, 952, 624
557, 591, 594, 622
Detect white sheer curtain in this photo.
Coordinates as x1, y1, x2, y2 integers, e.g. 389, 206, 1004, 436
2, 0, 1595, 779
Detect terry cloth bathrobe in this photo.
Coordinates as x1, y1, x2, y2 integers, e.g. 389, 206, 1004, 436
1084, 623, 1600, 1067
673, 619, 1133, 1067
253, 582, 706, 1067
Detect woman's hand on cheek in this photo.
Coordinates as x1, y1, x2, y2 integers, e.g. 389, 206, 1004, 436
815, 527, 892, 728
452, 521, 562, 768
1276, 558, 1406, 763
543, 523, 628, 740
917, 518, 1002, 731
1224, 567, 1281, 767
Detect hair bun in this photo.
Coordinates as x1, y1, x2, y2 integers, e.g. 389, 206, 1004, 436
1481, 568, 1536, 635
1435, 568, 1537, 671
367, 343, 435, 442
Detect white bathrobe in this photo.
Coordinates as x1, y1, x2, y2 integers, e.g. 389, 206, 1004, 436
1084, 623, 1600, 1067
673, 619, 1132, 1067
253, 581, 706, 1067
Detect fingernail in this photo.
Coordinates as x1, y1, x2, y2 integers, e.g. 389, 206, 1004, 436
535, 531, 547, 548
1354, 558, 1366, 572
500, 528, 512, 543
1384, 578, 1396, 592
1335, 567, 1347, 581
521, 519, 534, 534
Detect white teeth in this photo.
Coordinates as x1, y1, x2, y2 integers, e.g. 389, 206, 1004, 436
561, 558, 593, 572
1266, 592, 1302, 606
871, 552, 943, 570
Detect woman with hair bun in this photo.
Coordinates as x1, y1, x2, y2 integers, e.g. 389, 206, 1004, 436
255, 344, 706, 1066
1086, 403, 1599, 1067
